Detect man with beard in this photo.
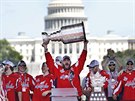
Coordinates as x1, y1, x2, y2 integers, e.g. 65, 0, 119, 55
102, 49, 123, 101
42, 40, 88, 100
104, 60, 121, 101
113, 59, 135, 101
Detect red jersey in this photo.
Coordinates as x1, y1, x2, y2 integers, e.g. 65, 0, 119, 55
84, 70, 110, 90
17, 73, 35, 101
32, 74, 54, 101
45, 50, 87, 96
113, 70, 135, 101
3, 73, 20, 101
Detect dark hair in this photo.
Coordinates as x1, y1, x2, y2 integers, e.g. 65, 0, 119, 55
41, 62, 50, 73
18, 60, 26, 67
63, 55, 70, 61
42, 62, 47, 67
9, 66, 14, 71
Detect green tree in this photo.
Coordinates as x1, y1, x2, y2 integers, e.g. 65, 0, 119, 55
0, 39, 23, 64
115, 49, 135, 66
102, 48, 135, 68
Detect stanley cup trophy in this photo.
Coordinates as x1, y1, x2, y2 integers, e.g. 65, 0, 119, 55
42, 22, 87, 44
89, 72, 107, 101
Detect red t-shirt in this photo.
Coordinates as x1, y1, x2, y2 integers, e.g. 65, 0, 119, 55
32, 74, 54, 101
17, 73, 35, 101
45, 50, 87, 96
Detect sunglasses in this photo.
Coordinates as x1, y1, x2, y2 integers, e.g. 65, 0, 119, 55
18, 64, 26, 67
109, 64, 115, 66
127, 63, 133, 65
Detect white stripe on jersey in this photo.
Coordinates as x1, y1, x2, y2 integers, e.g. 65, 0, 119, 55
113, 81, 122, 95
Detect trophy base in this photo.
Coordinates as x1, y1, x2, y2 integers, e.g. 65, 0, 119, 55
51, 88, 78, 101
89, 92, 107, 101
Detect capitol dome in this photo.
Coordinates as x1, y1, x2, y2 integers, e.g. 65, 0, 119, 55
45, 0, 88, 34
50, 0, 82, 4
49, 0, 83, 7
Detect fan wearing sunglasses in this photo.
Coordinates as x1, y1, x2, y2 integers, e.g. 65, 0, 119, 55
106, 60, 120, 101
102, 58, 123, 101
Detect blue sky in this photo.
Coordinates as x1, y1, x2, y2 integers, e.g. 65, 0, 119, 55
0, 0, 135, 38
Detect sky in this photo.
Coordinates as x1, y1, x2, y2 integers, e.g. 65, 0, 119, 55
0, 0, 135, 39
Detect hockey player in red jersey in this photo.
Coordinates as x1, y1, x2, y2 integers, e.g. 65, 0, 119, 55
16, 60, 35, 101
32, 62, 55, 101
2, 60, 21, 101
42, 40, 88, 100
113, 59, 135, 101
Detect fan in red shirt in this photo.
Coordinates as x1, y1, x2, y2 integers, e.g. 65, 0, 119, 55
32, 62, 55, 101
16, 60, 35, 101
113, 59, 135, 101
42, 40, 88, 100
2, 60, 21, 101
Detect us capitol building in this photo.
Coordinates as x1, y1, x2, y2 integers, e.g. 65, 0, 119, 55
7, 0, 135, 77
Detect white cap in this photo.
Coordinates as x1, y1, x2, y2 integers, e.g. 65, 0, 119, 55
127, 59, 134, 64
2, 60, 15, 67
108, 60, 116, 65
55, 56, 62, 62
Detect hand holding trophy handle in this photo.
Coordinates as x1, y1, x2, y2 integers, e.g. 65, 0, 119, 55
42, 32, 50, 45
42, 32, 50, 53
42, 31, 62, 43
